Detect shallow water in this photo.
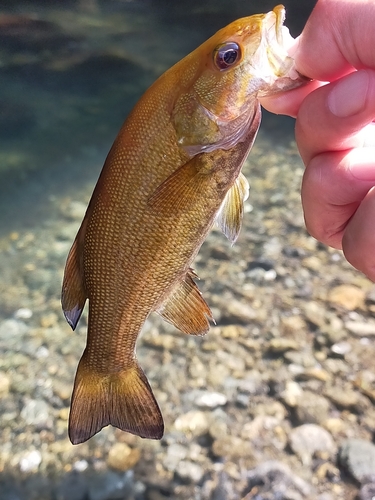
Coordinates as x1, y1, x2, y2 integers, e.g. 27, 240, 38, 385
1, 2, 375, 500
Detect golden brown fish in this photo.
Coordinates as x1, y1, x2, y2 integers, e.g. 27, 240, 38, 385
62, 5, 306, 444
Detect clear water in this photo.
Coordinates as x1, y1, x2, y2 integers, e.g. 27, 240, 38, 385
7, 2, 369, 500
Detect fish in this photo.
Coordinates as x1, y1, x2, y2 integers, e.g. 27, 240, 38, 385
62, 5, 307, 445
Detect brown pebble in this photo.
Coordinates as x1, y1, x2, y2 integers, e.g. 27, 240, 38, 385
328, 285, 365, 310
107, 442, 140, 471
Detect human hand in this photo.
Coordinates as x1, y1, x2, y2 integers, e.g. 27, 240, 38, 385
260, 0, 375, 281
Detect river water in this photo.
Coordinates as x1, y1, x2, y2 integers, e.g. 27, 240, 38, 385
1, 2, 375, 500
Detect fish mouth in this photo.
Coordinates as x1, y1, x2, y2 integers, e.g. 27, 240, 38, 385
273, 4, 287, 46
266, 5, 295, 52
262, 4, 295, 71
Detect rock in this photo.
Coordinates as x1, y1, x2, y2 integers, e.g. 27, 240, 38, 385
303, 302, 327, 329
194, 391, 227, 409
14, 308, 33, 320
339, 439, 375, 484
293, 390, 331, 425
212, 435, 252, 460
20, 398, 52, 429
220, 299, 257, 324
280, 315, 307, 336
162, 443, 187, 472
328, 284, 365, 310
359, 483, 375, 500
220, 325, 247, 339
0, 319, 28, 347
297, 367, 331, 383
0, 371, 10, 397
280, 381, 303, 407
174, 410, 210, 437
345, 320, 375, 337
107, 443, 140, 471
210, 471, 234, 500
330, 341, 352, 356
365, 285, 375, 304
325, 387, 369, 412
289, 424, 337, 465
267, 337, 299, 354
245, 461, 314, 500
19, 450, 42, 472
175, 460, 204, 483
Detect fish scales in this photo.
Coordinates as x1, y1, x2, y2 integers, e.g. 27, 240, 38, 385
62, 5, 308, 444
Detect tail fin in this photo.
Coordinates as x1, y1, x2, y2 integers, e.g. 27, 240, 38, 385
68, 353, 164, 444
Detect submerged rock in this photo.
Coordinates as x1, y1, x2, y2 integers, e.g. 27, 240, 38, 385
339, 439, 375, 484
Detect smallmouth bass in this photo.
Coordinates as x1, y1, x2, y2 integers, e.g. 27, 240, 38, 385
62, 5, 306, 444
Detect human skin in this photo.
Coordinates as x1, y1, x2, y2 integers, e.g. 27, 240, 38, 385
260, 0, 375, 281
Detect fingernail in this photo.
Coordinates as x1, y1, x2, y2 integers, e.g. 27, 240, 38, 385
328, 70, 369, 117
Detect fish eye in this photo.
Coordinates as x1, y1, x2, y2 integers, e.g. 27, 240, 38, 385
213, 42, 241, 70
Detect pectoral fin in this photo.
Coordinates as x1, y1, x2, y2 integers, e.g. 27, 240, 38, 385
148, 156, 206, 213
61, 220, 88, 330
216, 172, 249, 245
156, 269, 214, 335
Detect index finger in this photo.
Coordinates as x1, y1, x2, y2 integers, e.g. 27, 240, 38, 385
296, 69, 375, 165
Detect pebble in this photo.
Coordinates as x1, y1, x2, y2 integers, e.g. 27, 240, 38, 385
20, 398, 52, 428
289, 424, 337, 465
245, 461, 314, 500
194, 391, 227, 408
359, 483, 375, 500
267, 337, 299, 354
330, 341, 352, 356
175, 460, 204, 484
325, 387, 368, 412
0, 319, 28, 346
107, 443, 140, 471
293, 390, 331, 425
339, 439, 375, 484
328, 285, 365, 310
19, 450, 42, 472
174, 411, 210, 436
14, 308, 33, 320
0, 371, 10, 397
345, 320, 375, 337
279, 381, 302, 409
220, 299, 257, 324
212, 435, 248, 459
162, 443, 188, 471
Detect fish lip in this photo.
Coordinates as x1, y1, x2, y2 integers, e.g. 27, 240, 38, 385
273, 4, 286, 46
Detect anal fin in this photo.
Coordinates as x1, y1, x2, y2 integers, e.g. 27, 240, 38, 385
156, 269, 214, 335
216, 171, 249, 245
